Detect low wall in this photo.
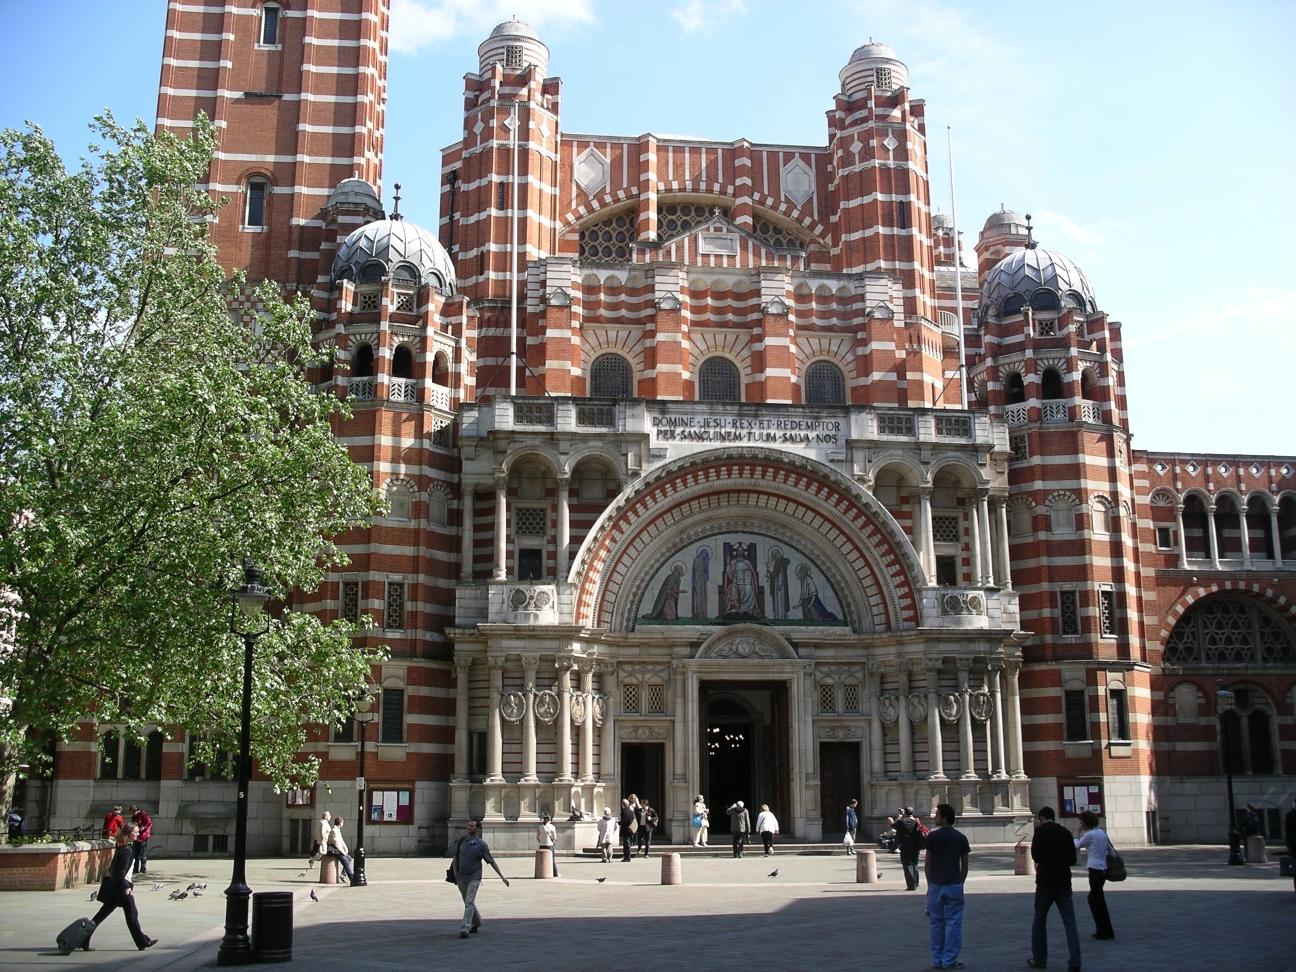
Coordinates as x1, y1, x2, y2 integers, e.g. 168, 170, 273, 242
0, 840, 115, 891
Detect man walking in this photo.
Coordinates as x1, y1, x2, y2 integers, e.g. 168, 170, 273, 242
129, 804, 152, 874
449, 819, 510, 939
1029, 806, 1081, 972
845, 798, 859, 854
727, 801, 751, 858
925, 802, 970, 970
639, 801, 658, 857
895, 806, 925, 891
619, 799, 636, 862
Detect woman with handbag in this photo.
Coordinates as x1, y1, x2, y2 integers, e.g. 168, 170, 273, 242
88, 824, 157, 952
1074, 811, 1115, 940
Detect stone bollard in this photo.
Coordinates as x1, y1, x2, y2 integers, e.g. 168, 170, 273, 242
855, 848, 878, 883
1246, 835, 1268, 864
534, 847, 554, 879
1014, 842, 1035, 876
318, 858, 338, 885
660, 852, 683, 885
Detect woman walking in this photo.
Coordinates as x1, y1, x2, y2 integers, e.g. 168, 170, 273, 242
1074, 810, 1115, 940
88, 824, 157, 952
691, 795, 710, 847
755, 803, 780, 856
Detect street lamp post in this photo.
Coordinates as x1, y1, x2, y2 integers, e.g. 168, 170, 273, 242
1216, 684, 1245, 866
352, 691, 377, 887
217, 561, 270, 966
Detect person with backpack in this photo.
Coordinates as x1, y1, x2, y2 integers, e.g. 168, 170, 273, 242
895, 806, 926, 890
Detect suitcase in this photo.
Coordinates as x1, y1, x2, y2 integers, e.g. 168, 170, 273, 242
56, 917, 95, 955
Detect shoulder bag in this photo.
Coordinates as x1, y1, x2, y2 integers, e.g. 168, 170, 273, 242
1104, 834, 1127, 882
445, 837, 462, 884
95, 876, 116, 903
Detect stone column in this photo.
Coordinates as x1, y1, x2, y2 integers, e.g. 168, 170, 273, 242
579, 662, 595, 782
453, 657, 471, 780
598, 663, 616, 782
1270, 506, 1284, 563
926, 661, 945, 781
978, 490, 995, 587
492, 474, 508, 581
868, 665, 884, 779
1175, 504, 1189, 567
671, 660, 687, 789
919, 487, 936, 582
995, 495, 1013, 589
521, 657, 539, 782
556, 659, 573, 783
1238, 504, 1252, 567
556, 475, 571, 580
459, 484, 475, 581
969, 502, 984, 586
957, 661, 977, 780
1207, 502, 1221, 569
989, 661, 1008, 779
1006, 660, 1026, 779
486, 658, 504, 782
897, 664, 913, 777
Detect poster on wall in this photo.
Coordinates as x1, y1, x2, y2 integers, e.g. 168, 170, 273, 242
636, 532, 845, 627
1060, 782, 1104, 817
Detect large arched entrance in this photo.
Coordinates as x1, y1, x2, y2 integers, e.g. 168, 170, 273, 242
699, 682, 789, 833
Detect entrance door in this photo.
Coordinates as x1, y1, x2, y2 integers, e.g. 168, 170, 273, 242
699, 681, 789, 835
621, 743, 667, 842
819, 741, 861, 839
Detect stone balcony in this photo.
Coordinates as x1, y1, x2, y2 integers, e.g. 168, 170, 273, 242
919, 586, 1020, 630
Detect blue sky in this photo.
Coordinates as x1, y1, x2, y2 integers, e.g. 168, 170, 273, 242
3, 0, 1294, 455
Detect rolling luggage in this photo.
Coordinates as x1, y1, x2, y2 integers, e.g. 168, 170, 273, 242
56, 917, 95, 955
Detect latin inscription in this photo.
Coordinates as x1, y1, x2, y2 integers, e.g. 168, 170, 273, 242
651, 414, 842, 446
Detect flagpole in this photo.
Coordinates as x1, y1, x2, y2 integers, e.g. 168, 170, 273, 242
947, 125, 968, 409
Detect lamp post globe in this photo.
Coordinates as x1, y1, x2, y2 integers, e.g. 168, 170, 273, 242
1216, 685, 1245, 867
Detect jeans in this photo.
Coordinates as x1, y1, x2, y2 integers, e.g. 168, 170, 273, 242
457, 877, 481, 933
333, 851, 354, 881
926, 882, 965, 968
1032, 883, 1082, 970
1086, 869, 1113, 937
638, 828, 654, 855
901, 853, 921, 890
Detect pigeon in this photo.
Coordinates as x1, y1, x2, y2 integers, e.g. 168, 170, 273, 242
169, 890, 184, 900
768, 869, 779, 877
192, 889, 203, 896
309, 889, 319, 901
90, 891, 97, 901
197, 883, 207, 891
152, 883, 163, 891
297, 871, 307, 877
186, 882, 197, 891
596, 876, 606, 883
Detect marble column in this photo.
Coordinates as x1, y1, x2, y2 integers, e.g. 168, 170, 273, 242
1238, 504, 1252, 567
919, 487, 935, 582
926, 661, 945, 781
671, 661, 687, 789
521, 657, 538, 782
995, 495, 1013, 589
898, 664, 913, 777
453, 657, 471, 780
957, 662, 977, 780
556, 659, 573, 783
868, 666, 884, 779
579, 662, 595, 782
1270, 506, 1284, 563
989, 661, 1008, 779
1207, 502, 1221, 569
969, 501, 984, 586
1006, 661, 1026, 779
598, 664, 615, 782
486, 658, 504, 782
978, 490, 995, 587
1175, 504, 1189, 568
459, 485, 475, 581
492, 474, 508, 581
556, 475, 571, 580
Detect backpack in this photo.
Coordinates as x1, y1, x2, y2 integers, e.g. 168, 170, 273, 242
645, 808, 659, 828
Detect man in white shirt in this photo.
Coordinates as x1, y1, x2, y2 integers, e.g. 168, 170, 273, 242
536, 813, 559, 877
328, 816, 354, 882
308, 810, 332, 867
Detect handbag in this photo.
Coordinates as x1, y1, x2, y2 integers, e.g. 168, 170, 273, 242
445, 866, 456, 884
1104, 835, 1127, 882
95, 876, 115, 903
1279, 855, 1295, 877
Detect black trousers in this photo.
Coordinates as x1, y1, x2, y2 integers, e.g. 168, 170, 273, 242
133, 840, 149, 873
732, 832, 747, 857
900, 852, 920, 890
621, 833, 634, 861
1087, 868, 1114, 937
91, 893, 150, 949
638, 828, 654, 855
761, 831, 775, 854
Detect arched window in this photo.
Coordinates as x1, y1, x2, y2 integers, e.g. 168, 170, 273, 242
244, 178, 268, 228
1182, 494, 1210, 558
392, 344, 414, 379
1030, 289, 1060, 312
259, 3, 282, 45
589, 353, 633, 398
358, 261, 385, 284
431, 351, 449, 386
805, 360, 846, 405
1005, 372, 1026, 404
1164, 596, 1296, 665
1092, 498, 1114, 535
1002, 294, 1025, 317
698, 357, 741, 402
1048, 494, 1078, 534
386, 481, 412, 521
352, 344, 375, 378
1080, 368, 1099, 401
1041, 368, 1064, 400
427, 488, 448, 527
1218, 686, 1278, 776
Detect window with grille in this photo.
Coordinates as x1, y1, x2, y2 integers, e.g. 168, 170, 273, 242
259, 3, 281, 45
1009, 433, 1029, 464
1099, 587, 1116, 636
515, 507, 547, 537
394, 290, 415, 312
1058, 589, 1080, 636
497, 182, 507, 209
877, 411, 915, 436
658, 203, 725, 239
623, 682, 640, 713
645, 683, 665, 714
896, 201, 908, 229
843, 682, 861, 713
431, 422, 454, 448
818, 683, 836, 714
752, 216, 804, 249
1107, 688, 1129, 740
1064, 689, 1089, 741
341, 580, 360, 622
245, 179, 267, 228
698, 357, 740, 402
356, 290, 380, 311
1035, 318, 1057, 336
874, 66, 893, 88
932, 515, 961, 545
590, 353, 633, 398
381, 687, 405, 743
805, 360, 846, 405
504, 44, 523, 68
385, 580, 405, 630
579, 209, 635, 263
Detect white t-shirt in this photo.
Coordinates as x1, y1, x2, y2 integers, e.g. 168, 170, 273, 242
1075, 828, 1109, 870
537, 821, 556, 847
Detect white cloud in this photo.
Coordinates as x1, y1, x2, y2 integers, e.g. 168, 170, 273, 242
671, 0, 746, 35
1125, 286, 1295, 349
389, 0, 595, 55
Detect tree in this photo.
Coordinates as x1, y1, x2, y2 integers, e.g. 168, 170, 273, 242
0, 114, 385, 808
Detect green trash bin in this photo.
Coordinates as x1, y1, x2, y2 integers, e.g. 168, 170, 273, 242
251, 890, 294, 962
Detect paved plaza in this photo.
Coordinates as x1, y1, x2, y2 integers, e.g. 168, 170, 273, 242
0, 846, 1291, 971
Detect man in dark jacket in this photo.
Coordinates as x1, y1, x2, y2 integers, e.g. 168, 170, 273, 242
1028, 806, 1081, 972
844, 798, 859, 853
895, 806, 925, 890
618, 799, 636, 862
727, 801, 751, 857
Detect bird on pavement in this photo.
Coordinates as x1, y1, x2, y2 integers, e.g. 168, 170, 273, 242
192, 889, 203, 896
297, 870, 307, 877
151, 883, 163, 891
768, 869, 779, 877
596, 876, 606, 883
170, 890, 188, 900
89, 891, 97, 901
309, 889, 319, 902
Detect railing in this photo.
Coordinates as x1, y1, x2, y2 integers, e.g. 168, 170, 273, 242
937, 310, 960, 335
349, 376, 376, 400
934, 413, 973, 439
513, 401, 556, 426
1004, 402, 1029, 427
876, 411, 916, 437
576, 403, 616, 428
430, 385, 451, 411
389, 377, 418, 404
1077, 401, 1103, 424
1041, 401, 1069, 423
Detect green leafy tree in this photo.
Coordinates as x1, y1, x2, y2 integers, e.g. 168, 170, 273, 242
0, 114, 385, 811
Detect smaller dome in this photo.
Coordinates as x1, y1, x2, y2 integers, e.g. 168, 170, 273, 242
932, 212, 951, 231
979, 247, 1096, 318
478, 17, 549, 76
488, 17, 539, 41
327, 178, 382, 212
839, 39, 908, 97
333, 218, 456, 296
981, 206, 1029, 238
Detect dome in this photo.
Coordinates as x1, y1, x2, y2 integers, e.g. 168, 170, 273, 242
979, 247, 1096, 318
839, 39, 908, 97
478, 17, 549, 76
326, 177, 382, 212
981, 206, 1029, 238
332, 218, 456, 296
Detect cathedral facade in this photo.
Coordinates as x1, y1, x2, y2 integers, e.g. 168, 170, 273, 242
32, 1, 1296, 856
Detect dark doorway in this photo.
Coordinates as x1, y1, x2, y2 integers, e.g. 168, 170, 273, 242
621, 742, 667, 842
699, 681, 789, 835
819, 741, 861, 839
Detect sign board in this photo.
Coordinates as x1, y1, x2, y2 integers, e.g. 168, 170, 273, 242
356, 776, 366, 791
